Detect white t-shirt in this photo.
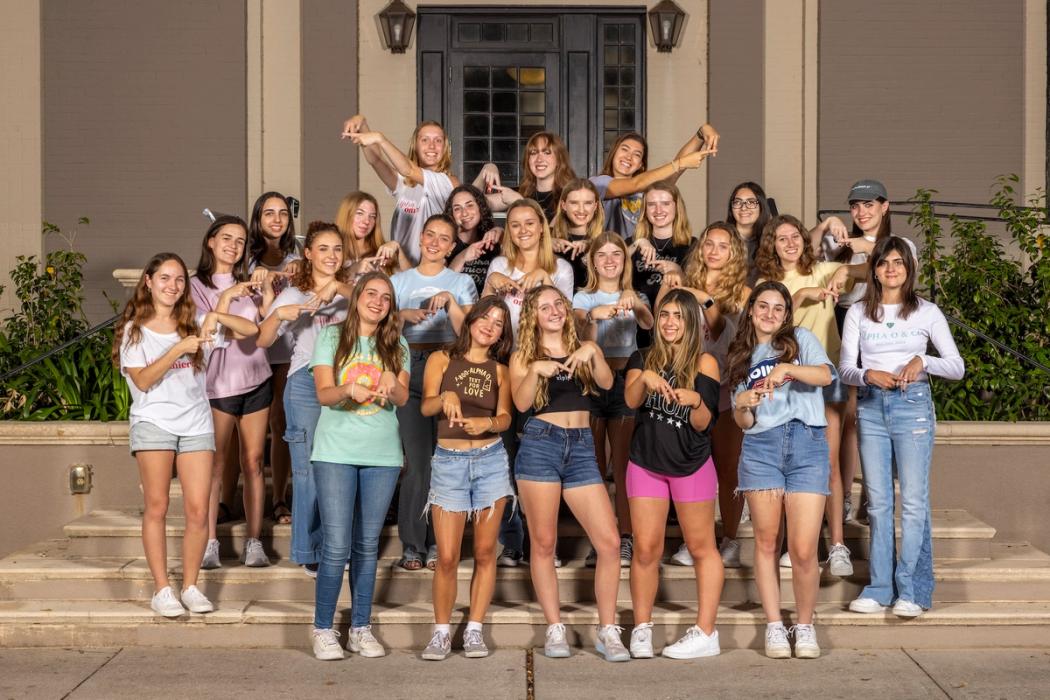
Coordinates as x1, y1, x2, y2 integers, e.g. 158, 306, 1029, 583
392, 267, 478, 344
822, 234, 918, 308
485, 256, 575, 343
267, 286, 350, 377
389, 170, 455, 265
119, 316, 226, 437
839, 299, 964, 386
249, 252, 300, 364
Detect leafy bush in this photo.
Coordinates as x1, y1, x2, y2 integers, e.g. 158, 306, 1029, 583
0, 218, 129, 421
910, 176, 1050, 420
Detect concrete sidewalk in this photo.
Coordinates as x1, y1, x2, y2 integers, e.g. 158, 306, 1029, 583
1, 647, 1048, 699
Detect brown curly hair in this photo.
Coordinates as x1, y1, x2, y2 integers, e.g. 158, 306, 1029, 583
754, 214, 815, 281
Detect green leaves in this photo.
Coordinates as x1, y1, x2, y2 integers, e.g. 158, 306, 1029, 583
912, 178, 1050, 421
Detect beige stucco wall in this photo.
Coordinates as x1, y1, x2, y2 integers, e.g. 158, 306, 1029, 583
355, 0, 711, 226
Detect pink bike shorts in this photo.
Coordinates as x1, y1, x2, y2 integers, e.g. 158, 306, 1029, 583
625, 458, 717, 503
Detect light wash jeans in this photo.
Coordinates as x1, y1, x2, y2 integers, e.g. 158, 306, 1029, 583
312, 461, 400, 629
283, 368, 323, 565
856, 382, 936, 608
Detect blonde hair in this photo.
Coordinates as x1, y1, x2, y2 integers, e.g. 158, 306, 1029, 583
682, 222, 749, 314
583, 232, 634, 294
502, 198, 558, 274
551, 178, 605, 241
406, 121, 452, 187
632, 181, 693, 247
335, 191, 398, 275
514, 285, 597, 410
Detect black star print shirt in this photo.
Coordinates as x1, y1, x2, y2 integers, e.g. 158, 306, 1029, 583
626, 349, 720, 477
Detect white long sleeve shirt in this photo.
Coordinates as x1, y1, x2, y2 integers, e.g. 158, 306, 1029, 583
839, 299, 964, 386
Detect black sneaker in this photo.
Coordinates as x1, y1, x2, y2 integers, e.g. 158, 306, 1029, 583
497, 548, 523, 567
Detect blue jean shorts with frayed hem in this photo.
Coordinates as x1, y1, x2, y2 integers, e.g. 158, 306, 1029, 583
738, 419, 830, 495
129, 421, 215, 455
427, 439, 515, 517
513, 417, 604, 489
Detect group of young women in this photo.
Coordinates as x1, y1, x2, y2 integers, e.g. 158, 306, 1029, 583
114, 116, 963, 663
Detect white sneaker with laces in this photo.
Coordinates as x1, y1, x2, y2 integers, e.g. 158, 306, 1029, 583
719, 537, 741, 568
629, 622, 654, 659
595, 625, 630, 662
421, 630, 451, 660
764, 622, 791, 659
241, 537, 270, 567
662, 625, 720, 659
544, 623, 571, 658
779, 551, 792, 568
150, 586, 186, 618
669, 542, 693, 566
180, 585, 214, 613
463, 628, 489, 658
892, 599, 924, 618
827, 543, 854, 577
349, 625, 386, 657
200, 538, 221, 570
791, 624, 820, 658
849, 597, 888, 614
312, 628, 345, 661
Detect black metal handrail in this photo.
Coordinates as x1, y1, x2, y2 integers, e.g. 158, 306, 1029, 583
0, 313, 120, 385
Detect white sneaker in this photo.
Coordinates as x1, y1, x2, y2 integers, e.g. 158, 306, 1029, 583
150, 586, 186, 618
629, 622, 654, 659
349, 625, 386, 657
779, 551, 792, 568
791, 624, 820, 659
180, 585, 214, 613
312, 628, 345, 661
241, 537, 270, 567
892, 599, 925, 618
661, 625, 720, 659
553, 555, 564, 568
827, 543, 854, 577
849, 597, 888, 614
544, 623, 571, 658
764, 622, 791, 659
200, 538, 221, 570
595, 624, 630, 662
669, 542, 693, 566
421, 630, 451, 661
719, 537, 741, 568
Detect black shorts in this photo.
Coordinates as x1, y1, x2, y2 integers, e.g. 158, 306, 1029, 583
209, 378, 274, 417
590, 368, 635, 420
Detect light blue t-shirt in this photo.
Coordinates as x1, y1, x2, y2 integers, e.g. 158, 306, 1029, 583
572, 289, 649, 358
733, 327, 834, 434
391, 267, 478, 344
590, 174, 644, 238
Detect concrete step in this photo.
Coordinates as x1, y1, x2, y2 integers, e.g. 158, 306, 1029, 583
3, 542, 1046, 606
2, 598, 1048, 649
60, 508, 997, 560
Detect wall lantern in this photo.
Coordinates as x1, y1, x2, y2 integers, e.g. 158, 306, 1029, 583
378, 0, 416, 54
648, 0, 686, 53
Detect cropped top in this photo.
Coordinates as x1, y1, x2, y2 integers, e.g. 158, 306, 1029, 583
437, 356, 500, 440
535, 356, 592, 415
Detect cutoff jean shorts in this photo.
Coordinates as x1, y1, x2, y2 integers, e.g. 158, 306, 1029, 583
737, 419, 830, 495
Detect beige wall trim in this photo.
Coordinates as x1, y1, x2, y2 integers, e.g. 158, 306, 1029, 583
2, 420, 1048, 447
763, 0, 818, 221
246, 0, 303, 214
1023, 0, 1047, 199
357, 0, 709, 225
0, 0, 42, 315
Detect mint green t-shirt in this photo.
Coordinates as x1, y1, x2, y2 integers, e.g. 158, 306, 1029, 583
309, 326, 411, 467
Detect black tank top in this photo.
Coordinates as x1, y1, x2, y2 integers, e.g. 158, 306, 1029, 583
535, 356, 592, 415
437, 356, 499, 440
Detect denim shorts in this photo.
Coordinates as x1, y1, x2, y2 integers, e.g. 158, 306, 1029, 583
428, 439, 515, 516
590, 368, 635, 419
738, 419, 830, 495
129, 421, 215, 455
514, 418, 604, 489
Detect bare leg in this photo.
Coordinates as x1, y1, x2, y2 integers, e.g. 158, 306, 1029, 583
824, 402, 846, 545
627, 497, 669, 624
469, 499, 507, 622
563, 484, 622, 626
784, 492, 828, 624
712, 416, 744, 539
177, 449, 214, 589
220, 423, 240, 515
209, 411, 238, 539
518, 481, 565, 624
431, 506, 467, 624
676, 499, 723, 634
746, 490, 786, 623
138, 450, 176, 590
237, 407, 270, 539
269, 363, 291, 512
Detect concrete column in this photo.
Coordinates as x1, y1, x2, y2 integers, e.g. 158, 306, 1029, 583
246, 0, 303, 214
763, 0, 818, 222
1024, 0, 1047, 199
0, 0, 42, 313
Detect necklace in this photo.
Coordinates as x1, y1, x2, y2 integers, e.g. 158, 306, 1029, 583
652, 236, 674, 253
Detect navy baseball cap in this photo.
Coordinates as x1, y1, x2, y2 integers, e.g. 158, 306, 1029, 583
847, 180, 888, 202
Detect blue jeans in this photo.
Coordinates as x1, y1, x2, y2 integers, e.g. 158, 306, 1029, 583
283, 368, 323, 565
856, 382, 936, 608
312, 461, 400, 629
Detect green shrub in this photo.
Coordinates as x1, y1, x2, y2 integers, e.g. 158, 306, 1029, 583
910, 176, 1050, 421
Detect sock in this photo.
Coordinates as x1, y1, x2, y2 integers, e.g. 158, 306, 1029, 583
434, 623, 451, 635
768, 621, 786, 630
466, 621, 483, 633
